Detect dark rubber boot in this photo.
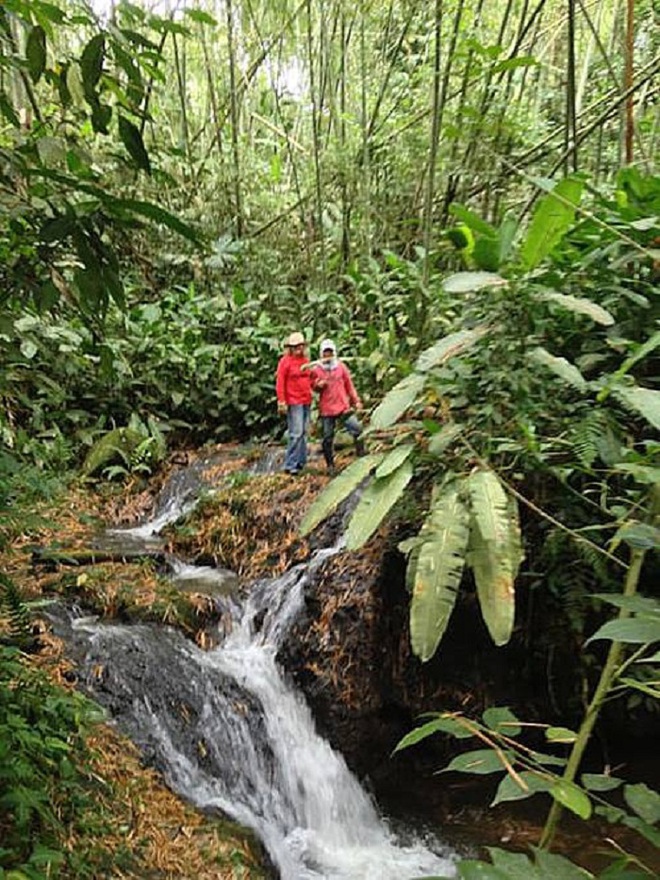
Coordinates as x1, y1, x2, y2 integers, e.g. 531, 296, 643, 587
355, 436, 366, 457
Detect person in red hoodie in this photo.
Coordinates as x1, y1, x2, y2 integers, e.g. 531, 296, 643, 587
311, 338, 365, 474
276, 331, 313, 474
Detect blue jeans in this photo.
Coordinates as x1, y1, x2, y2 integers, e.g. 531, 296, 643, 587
284, 404, 310, 472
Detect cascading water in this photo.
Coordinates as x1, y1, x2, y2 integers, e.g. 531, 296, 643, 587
52, 452, 457, 878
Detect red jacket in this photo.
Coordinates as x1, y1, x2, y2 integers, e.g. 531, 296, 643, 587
276, 353, 312, 405
311, 362, 361, 416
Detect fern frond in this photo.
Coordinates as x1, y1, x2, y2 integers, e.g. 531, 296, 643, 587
567, 409, 612, 469
407, 480, 470, 662
0, 572, 32, 645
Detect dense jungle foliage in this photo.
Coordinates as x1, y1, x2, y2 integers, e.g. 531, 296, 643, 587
0, 0, 658, 876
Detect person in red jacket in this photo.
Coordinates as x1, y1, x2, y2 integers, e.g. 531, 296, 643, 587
276, 331, 313, 474
311, 339, 365, 474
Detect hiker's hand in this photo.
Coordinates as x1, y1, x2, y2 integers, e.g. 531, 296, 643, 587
356, 402, 364, 412
277, 402, 287, 415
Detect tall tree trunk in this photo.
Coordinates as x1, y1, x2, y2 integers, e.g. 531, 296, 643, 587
226, 0, 244, 237
306, 0, 326, 286
565, 0, 578, 172
421, 0, 443, 287
624, 0, 635, 163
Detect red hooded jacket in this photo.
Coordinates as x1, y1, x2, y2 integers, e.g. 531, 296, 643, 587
311, 362, 361, 417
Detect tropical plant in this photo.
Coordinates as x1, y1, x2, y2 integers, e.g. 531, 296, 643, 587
301, 168, 660, 665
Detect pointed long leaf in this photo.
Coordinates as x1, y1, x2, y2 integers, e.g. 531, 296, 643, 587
442, 271, 507, 294
535, 291, 614, 326
529, 347, 587, 391
375, 443, 415, 479
409, 482, 470, 662
521, 177, 584, 270
299, 454, 383, 536
26, 26, 47, 83
369, 372, 426, 430
345, 459, 414, 549
467, 471, 521, 646
415, 326, 488, 373
118, 116, 151, 174
614, 386, 660, 431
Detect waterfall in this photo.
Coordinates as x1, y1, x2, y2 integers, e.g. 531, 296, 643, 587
54, 450, 457, 878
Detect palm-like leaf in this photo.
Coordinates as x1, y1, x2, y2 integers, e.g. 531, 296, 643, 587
614, 385, 660, 431
466, 470, 522, 646
520, 176, 583, 270
408, 481, 470, 662
345, 459, 414, 549
369, 373, 426, 430
529, 347, 588, 391
535, 291, 614, 326
442, 271, 506, 293
375, 443, 415, 479
299, 454, 383, 536
415, 326, 488, 373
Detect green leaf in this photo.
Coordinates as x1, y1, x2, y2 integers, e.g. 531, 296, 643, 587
369, 372, 426, 430
428, 423, 463, 456
491, 771, 553, 806
611, 330, 660, 384
535, 291, 615, 326
394, 715, 474, 752
409, 481, 470, 662
587, 618, 660, 645
487, 848, 539, 880
614, 386, 660, 431
482, 707, 521, 736
375, 443, 415, 479
457, 862, 510, 880
520, 176, 584, 270
113, 199, 200, 243
80, 34, 105, 96
26, 26, 47, 83
546, 726, 577, 743
532, 849, 593, 879
345, 459, 414, 549
529, 347, 587, 392
0, 91, 20, 127
441, 748, 513, 775
449, 203, 497, 237
550, 779, 592, 819
466, 470, 521, 646
299, 454, 383, 536
118, 116, 151, 174
442, 272, 507, 294
581, 773, 623, 792
415, 327, 488, 372
185, 8, 218, 25
624, 783, 660, 824
593, 594, 660, 616
614, 522, 660, 550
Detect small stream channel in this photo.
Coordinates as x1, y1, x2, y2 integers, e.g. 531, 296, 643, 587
49, 454, 459, 879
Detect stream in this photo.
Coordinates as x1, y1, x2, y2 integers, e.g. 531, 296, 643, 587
50, 455, 459, 879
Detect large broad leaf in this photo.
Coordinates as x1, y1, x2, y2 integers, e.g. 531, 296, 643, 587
612, 330, 660, 383
442, 271, 507, 294
529, 347, 588, 391
535, 291, 614, 326
482, 706, 521, 736
26, 26, 47, 83
408, 481, 470, 662
118, 116, 151, 174
345, 459, 414, 549
624, 783, 660, 825
614, 386, 660, 431
520, 176, 584, 270
375, 443, 415, 479
394, 714, 474, 752
550, 779, 592, 819
369, 372, 426, 430
491, 771, 553, 806
415, 326, 488, 373
532, 849, 593, 880
441, 748, 514, 775
299, 454, 383, 536
587, 617, 660, 645
112, 198, 201, 244
428, 423, 463, 456
449, 203, 497, 237
467, 471, 522, 646
80, 34, 105, 96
